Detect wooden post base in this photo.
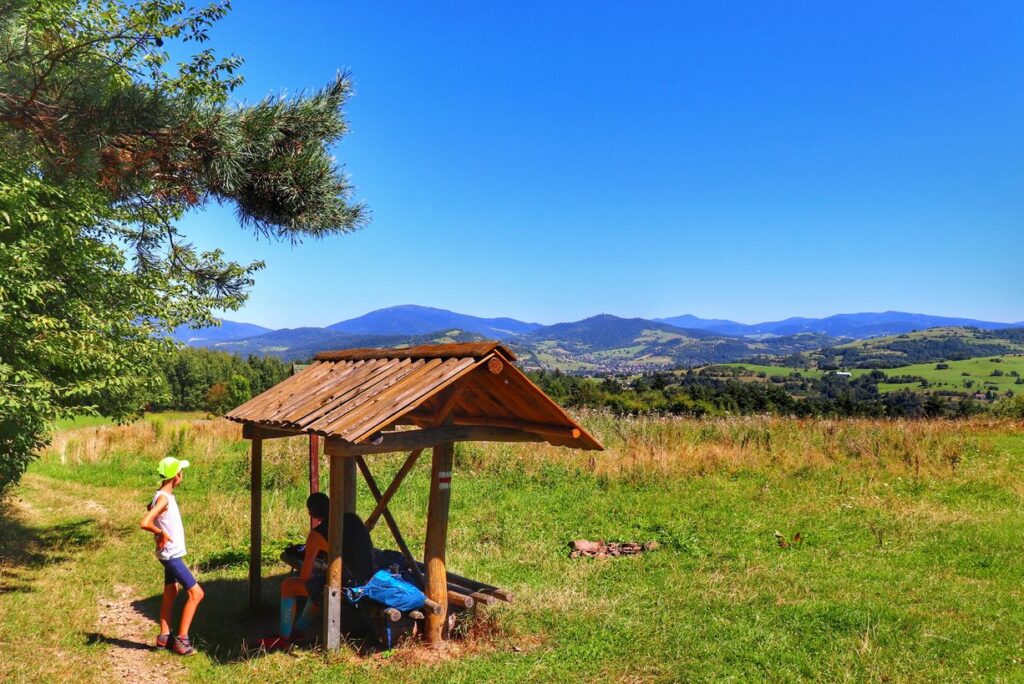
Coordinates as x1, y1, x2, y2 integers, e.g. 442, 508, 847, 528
323, 585, 343, 650
424, 442, 454, 645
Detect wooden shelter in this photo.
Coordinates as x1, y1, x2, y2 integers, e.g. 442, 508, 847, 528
225, 341, 602, 649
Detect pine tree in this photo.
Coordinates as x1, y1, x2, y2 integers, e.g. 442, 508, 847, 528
0, 0, 366, 492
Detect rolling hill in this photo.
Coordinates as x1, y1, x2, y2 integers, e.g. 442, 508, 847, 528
798, 327, 1024, 369
656, 311, 1021, 338
326, 304, 540, 339
170, 306, 1024, 374
205, 328, 488, 362
510, 315, 831, 373
171, 319, 272, 345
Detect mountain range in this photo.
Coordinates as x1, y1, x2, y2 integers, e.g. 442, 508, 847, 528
655, 311, 1021, 338
172, 305, 1024, 372
324, 305, 540, 338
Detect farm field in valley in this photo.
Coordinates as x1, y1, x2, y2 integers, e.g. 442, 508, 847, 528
868, 356, 1024, 394
718, 355, 1024, 395
2, 414, 1024, 682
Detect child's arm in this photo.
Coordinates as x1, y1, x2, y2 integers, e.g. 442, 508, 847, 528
140, 495, 172, 548
298, 530, 326, 582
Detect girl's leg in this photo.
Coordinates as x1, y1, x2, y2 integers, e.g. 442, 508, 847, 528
160, 583, 178, 635
177, 583, 205, 638
278, 577, 308, 638
279, 596, 298, 638
293, 599, 320, 636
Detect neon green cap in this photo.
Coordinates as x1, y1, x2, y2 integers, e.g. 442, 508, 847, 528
157, 456, 190, 479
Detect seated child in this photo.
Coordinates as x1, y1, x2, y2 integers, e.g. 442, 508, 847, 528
258, 492, 330, 650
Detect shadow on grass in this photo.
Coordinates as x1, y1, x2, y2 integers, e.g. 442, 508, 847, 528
132, 573, 291, 664
132, 571, 394, 664
0, 500, 101, 594
193, 548, 249, 573
85, 632, 153, 652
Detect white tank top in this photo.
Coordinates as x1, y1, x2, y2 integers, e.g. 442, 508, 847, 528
151, 490, 187, 560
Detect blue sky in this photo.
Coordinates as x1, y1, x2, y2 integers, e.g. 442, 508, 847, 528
178, 2, 1024, 328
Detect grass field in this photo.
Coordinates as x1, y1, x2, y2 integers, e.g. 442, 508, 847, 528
52, 411, 209, 431
870, 356, 1024, 394
3, 413, 1024, 682
719, 355, 1024, 395
714, 363, 838, 380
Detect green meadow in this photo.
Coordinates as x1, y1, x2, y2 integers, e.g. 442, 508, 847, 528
871, 356, 1024, 394
720, 355, 1024, 395
3, 414, 1024, 682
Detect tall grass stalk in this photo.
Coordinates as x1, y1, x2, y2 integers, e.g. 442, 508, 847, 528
41, 412, 1018, 484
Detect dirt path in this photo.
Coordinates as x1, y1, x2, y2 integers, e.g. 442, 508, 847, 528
96, 584, 186, 683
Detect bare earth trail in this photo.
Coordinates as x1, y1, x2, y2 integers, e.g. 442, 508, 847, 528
96, 583, 185, 683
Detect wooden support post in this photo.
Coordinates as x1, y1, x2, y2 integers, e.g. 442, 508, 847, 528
342, 453, 357, 514
248, 438, 263, 610
424, 442, 454, 646
324, 452, 349, 650
309, 434, 320, 495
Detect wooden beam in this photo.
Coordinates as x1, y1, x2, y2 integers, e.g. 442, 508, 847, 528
354, 456, 425, 586
248, 438, 263, 610
447, 415, 581, 440
324, 425, 545, 457
399, 375, 470, 427
424, 442, 454, 646
241, 423, 303, 441
323, 452, 349, 650
431, 380, 469, 426
447, 589, 474, 610
309, 434, 320, 495
342, 455, 357, 514
365, 449, 423, 532
411, 561, 514, 603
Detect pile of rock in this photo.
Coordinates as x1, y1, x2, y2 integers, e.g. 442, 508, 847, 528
568, 539, 658, 559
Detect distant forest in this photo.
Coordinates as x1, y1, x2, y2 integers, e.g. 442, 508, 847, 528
528, 369, 1022, 419
153, 348, 290, 415
156, 348, 1024, 420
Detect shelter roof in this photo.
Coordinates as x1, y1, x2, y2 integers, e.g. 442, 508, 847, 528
225, 342, 602, 450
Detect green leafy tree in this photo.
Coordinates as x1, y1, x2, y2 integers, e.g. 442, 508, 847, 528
992, 395, 1024, 419
204, 381, 229, 415
0, 1, 365, 493
225, 373, 250, 411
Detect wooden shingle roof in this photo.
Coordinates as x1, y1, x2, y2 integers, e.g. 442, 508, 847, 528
225, 342, 602, 450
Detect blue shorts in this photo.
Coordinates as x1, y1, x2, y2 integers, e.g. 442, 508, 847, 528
160, 557, 197, 590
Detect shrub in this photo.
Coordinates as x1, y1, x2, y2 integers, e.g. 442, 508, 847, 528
991, 395, 1024, 419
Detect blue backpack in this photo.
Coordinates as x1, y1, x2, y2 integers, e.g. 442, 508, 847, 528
345, 569, 426, 612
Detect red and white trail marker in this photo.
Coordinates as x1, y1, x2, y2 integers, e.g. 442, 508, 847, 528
438, 471, 452, 490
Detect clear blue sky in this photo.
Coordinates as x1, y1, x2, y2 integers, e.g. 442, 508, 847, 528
178, 1, 1024, 328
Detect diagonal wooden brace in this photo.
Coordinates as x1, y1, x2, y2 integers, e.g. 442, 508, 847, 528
354, 455, 425, 585
365, 448, 423, 532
